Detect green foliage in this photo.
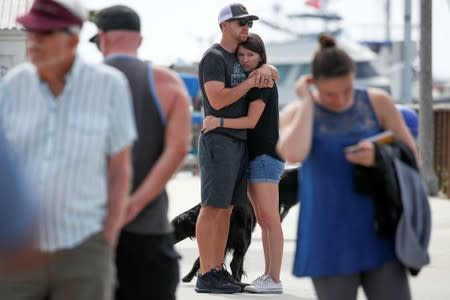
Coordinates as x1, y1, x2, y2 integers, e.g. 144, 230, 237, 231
87, 10, 97, 23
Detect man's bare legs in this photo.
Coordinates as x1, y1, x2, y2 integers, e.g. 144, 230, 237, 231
196, 205, 233, 274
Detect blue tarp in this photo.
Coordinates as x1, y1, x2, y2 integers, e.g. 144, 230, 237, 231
179, 73, 199, 100
396, 105, 419, 138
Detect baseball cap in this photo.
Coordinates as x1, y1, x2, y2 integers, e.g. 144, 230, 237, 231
16, 0, 86, 31
89, 5, 140, 44
218, 3, 258, 25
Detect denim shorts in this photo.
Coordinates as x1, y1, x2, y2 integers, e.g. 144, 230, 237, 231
248, 154, 284, 184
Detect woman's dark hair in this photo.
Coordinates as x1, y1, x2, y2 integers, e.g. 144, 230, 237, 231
312, 33, 355, 79
237, 33, 267, 67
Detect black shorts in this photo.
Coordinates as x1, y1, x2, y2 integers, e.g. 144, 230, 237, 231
198, 133, 248, 208
115, 231, 180, 300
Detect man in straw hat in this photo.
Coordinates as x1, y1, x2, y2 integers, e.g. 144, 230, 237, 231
0, 0, 137, 299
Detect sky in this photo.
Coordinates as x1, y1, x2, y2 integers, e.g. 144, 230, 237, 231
77, 0, 450, 79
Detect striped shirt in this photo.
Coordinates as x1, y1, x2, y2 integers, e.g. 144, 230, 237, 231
0, 56, 137, 251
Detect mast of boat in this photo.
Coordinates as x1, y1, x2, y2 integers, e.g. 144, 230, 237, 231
321, 0, 329, 31
385, 0, 391, 41
401, 0, 413, 103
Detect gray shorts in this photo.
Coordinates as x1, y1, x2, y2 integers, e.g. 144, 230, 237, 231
198, 133, 248, 208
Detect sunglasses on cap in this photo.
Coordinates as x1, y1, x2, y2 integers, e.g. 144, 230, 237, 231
229, 18, 253, 28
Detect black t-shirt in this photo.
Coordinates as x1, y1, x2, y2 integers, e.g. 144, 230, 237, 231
246, 83, 283, 161
199, 44, 248, 140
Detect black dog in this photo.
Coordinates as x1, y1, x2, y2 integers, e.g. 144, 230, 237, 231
278, 167, 300, 221
171, 167, 300, 283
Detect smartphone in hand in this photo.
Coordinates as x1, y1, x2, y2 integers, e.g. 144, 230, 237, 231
344, 144, 362, 154
344, 130, 394, 154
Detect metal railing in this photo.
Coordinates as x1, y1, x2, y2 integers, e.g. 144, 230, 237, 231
434, 107, 450, 198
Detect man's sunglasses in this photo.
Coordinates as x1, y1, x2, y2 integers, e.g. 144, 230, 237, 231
229, 18, 253, 28
25, 28, 72, 36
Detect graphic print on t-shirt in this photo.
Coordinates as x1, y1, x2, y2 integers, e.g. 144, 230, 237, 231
231, 62, 246, 86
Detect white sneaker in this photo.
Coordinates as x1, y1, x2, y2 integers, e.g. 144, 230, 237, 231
250, 274, 267, 285
244, 274, 283, 294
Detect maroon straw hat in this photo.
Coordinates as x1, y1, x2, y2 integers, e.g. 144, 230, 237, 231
16, 0, 85, 31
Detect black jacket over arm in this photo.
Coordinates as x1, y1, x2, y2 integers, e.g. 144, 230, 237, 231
353, 141, 418, 238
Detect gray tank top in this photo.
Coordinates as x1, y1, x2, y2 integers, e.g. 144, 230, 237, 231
106, 56, 171, 235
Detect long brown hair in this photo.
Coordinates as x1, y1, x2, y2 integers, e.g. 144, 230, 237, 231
312, 33, 355, 79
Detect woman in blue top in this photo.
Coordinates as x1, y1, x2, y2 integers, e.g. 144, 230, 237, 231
202, 33, 284, 294
277, 34, 418, 300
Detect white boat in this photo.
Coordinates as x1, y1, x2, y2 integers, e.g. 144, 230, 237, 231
261, 13, 391, 107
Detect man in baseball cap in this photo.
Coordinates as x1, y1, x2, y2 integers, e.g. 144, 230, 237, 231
90, 4, 191, 300
89, 5, 140, 45
217, 3, 259, 25
194, 2, 277, 295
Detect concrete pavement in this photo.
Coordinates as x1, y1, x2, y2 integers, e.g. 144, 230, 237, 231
167, 175, 450, 300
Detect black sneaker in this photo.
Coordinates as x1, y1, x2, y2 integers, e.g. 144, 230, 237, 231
195, 269, 241, 294
216, 269, 249, 292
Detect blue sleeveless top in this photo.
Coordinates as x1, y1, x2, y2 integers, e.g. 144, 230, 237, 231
293, 88, 396, 278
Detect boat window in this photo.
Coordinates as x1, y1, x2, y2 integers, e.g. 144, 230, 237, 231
273, 64, 291, 84
355, 62, 379, 79
295, 63, 312, 79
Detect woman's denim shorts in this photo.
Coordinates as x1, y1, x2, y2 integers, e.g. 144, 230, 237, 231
248, 154, 284, 184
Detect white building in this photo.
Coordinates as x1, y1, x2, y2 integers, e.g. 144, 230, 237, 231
0, 0, 32, 78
